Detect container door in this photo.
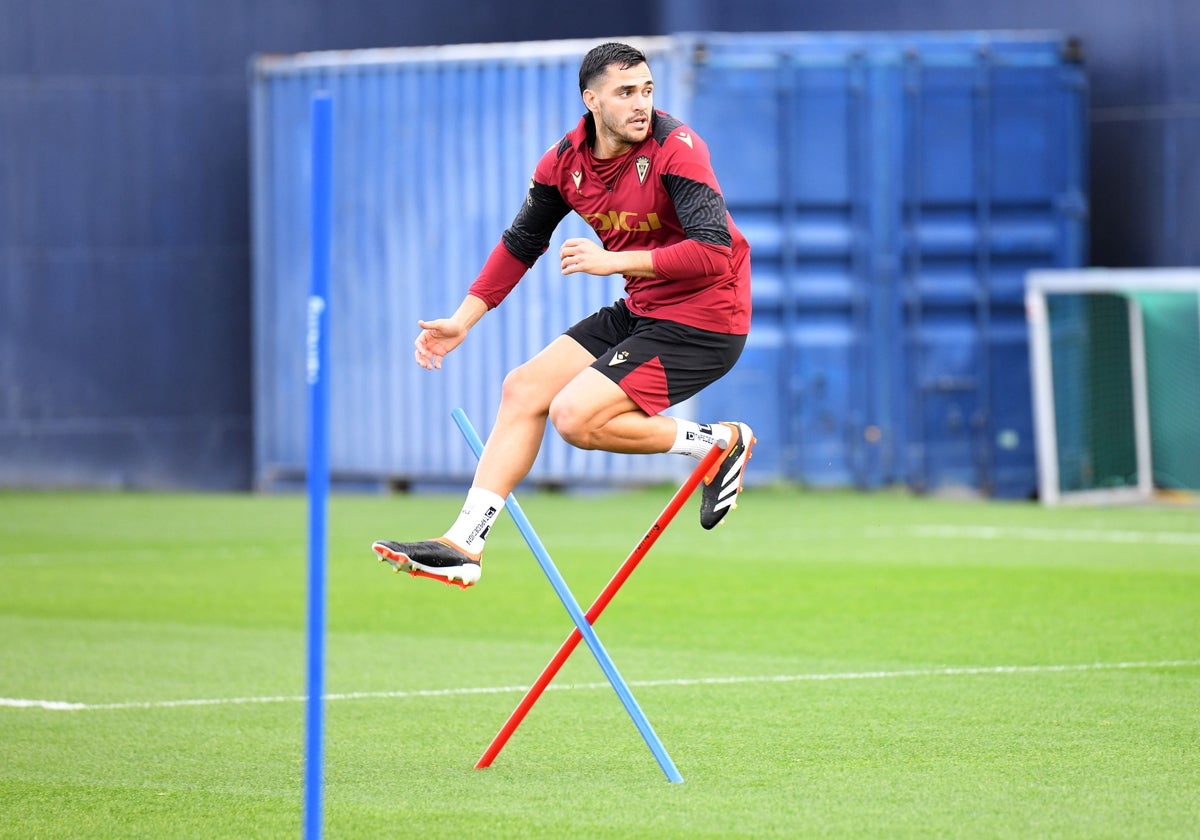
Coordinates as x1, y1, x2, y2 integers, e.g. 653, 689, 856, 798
686, 39, 883, 487
897, 38, 1086, 497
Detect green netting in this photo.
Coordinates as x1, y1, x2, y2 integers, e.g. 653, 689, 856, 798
1047, 290, 1200, 495
1135, 292, 1200, 489
1047, 293, 1138, 492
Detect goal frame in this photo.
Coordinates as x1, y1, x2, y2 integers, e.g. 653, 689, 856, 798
1026, 268, 1200, 505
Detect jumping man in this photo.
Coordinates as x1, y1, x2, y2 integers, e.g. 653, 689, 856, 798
373, 42, 755, 587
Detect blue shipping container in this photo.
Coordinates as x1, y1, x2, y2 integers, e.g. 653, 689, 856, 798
251, 32, 1086, 495
684, 32, 1087, 496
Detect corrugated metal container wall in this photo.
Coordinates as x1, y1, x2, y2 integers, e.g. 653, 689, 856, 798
251, 40, 690, 489
898, 34, 1087, 496
683, 34, 883, 487
686, 32, 1086, 496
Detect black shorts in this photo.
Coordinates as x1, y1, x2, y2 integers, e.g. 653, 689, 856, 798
564, 300, 747, 416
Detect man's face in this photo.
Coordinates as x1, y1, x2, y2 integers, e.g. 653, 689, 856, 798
585, 61, 654, 154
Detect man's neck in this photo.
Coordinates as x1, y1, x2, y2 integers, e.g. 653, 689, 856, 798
592, 138, 633, 160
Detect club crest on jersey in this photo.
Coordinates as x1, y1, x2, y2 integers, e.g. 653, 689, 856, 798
635, 155, 650, 184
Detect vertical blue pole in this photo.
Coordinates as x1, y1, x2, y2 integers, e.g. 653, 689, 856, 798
304, 91, 333, 840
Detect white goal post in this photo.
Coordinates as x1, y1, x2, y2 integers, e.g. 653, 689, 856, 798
1026, 268, 1200, 505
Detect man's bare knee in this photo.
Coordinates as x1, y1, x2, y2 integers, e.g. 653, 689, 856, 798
499, 364, 553, 417
548, 397, 599, 450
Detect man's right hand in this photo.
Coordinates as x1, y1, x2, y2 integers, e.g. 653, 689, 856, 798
414, 317, 467, 370
412, 294, 489, 371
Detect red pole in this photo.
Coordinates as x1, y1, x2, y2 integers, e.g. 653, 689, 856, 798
476, 441, 728, 769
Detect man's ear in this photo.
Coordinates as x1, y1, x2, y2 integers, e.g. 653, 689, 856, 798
582, 88, 599, 114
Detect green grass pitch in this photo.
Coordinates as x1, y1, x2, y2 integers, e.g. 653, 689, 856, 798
2, 487, 1198, 838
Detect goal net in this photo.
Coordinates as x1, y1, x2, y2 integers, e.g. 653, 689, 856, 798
1026, 269, 1200, 505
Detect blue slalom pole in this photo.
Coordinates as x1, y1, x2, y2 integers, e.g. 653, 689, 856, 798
451, 408, 684, 783
304, 91, 333, 840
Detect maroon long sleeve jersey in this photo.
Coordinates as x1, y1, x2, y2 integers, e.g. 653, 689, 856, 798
468, 110, 751, 335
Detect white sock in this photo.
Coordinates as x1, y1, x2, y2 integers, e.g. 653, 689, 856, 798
443, 487, 506, 555
668, 419, 731, 460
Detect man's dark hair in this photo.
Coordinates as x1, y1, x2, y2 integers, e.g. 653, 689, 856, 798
578, 42, 649, 94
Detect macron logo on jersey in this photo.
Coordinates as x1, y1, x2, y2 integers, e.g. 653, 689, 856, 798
676, 131, 693, 148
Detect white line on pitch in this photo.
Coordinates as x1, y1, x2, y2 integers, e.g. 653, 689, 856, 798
878, 525, 1200, 546
3, 659, 1197, 712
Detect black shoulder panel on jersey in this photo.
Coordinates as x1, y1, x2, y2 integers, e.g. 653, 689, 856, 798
661, 173, 732, 247
652, 111, 683, 145
501, 181, 571, 266
555, 135, 572, 158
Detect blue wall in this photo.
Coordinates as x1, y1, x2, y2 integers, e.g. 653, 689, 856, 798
0, 0, 1195, 489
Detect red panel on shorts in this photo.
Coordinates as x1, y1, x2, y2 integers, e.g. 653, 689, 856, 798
619, 356, 670, 416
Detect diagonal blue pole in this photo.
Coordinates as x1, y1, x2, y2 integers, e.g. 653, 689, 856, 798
451, 407, 684, 783
304, 91, 333, 840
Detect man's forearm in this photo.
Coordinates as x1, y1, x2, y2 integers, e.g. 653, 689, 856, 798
453, 294, 491, 331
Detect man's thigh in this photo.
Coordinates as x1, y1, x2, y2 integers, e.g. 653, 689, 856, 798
506, 334, 600, 406
552, 365, 642, 429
